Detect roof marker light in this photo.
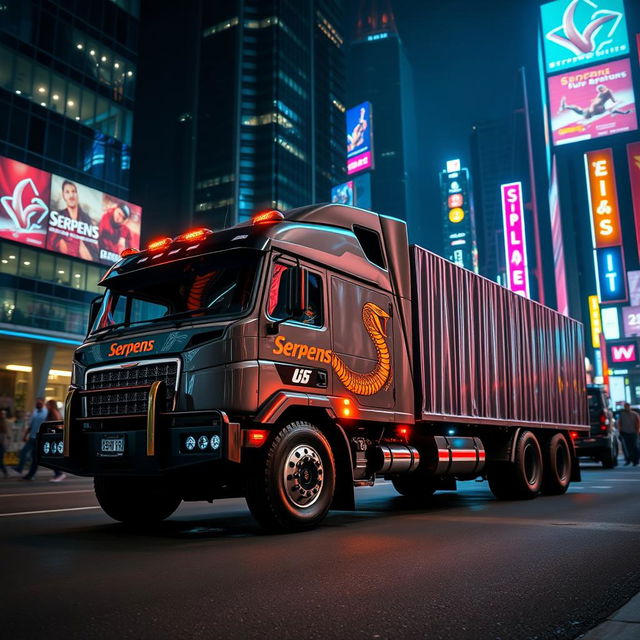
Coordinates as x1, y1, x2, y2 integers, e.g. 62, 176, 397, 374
175, 228, 214, 243
147, 237, 172, 252
253, 209, 285, 225
120, 248, 139, 257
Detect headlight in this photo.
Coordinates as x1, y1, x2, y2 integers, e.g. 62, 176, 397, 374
185, 436, 196, 451
57, 441, 64, 455
197, 435, 209, 450
210, 435, 221, 450
43, 442, 51, 455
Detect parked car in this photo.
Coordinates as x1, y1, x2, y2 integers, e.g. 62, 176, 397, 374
573, 384, 619, 468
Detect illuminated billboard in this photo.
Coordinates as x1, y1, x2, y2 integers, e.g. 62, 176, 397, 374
622, 306, 640, 338
549, 157, 568, 314
588, 295, 602, 348
346, 102, 374, 175
0, 155, 141, 264
628, 142, 640, 263
330, 174, 372, 210
501, 182, 530, 298
595, 245, 627, 303
609, 342, 637, 364
540, 0, 629, 73
548, 58, 637, 146
584, 148, 621, 248
331, 181, 354, 206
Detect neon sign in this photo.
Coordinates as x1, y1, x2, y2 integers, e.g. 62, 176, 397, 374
501, 182, 530, 297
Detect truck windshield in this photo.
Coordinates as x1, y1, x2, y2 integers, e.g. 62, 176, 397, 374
90, 250, 261, 335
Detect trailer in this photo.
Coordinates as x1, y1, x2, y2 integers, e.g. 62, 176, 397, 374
39, 204, 589, 531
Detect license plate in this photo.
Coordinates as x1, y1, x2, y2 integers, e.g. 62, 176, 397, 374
100, 437, 125, 456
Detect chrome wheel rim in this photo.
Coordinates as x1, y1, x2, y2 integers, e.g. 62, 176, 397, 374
283, 444, 324, 508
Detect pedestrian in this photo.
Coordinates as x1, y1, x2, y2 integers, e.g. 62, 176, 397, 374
617, 402, 640, 466
45, 400, 66, 483
12, 397, 47, 480
0, 409, 9, 478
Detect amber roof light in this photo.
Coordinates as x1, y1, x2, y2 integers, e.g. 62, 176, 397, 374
252, 209, 285, 225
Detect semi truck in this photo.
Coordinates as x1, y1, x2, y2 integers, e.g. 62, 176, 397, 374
39, 204, 589, 531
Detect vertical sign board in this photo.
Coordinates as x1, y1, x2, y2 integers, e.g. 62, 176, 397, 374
549, 156, 569, 314
627, 142, 640, 262
501, 182, 530, 297
601, 306, 621, 339
346, 102, 374, 176
589, 295, 602, 348
585, 149, 622, 247
595, 246, 627, 302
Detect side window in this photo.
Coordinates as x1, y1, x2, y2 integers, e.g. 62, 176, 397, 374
267, 264, 323, 327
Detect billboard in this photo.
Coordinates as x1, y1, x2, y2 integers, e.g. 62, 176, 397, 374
609, 342, 637, 364
584, 148, 621, 248
628, 270, 640, 306
548, 58, 637, 146
0, 155, 141, 264
346, 102, 374, 175
549, 157, 568, 314
540, 0, 629, 73
0, 157, 50, 248
595, 245, 627, 303
330, 174, 372, 210
331, 181, 354, 206
621, 306, 640, 338
588, 295, 602, 348
501, 182, 530, 298
601, 306, 620, 339
627, 142, 640, 263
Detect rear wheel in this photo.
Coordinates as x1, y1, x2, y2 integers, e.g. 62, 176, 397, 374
94, 477, 181, 524
246, 421, 336, 532
601, 439, 618, 469
391, 473, 437, 500
488, 430, 543, 500
541, 433, 571, 495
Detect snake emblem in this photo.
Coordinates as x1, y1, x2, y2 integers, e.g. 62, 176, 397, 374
331, 302, 392, 396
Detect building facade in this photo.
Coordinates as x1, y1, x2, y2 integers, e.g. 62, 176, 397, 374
132, 0, 346, 236
0, 0, 140, 411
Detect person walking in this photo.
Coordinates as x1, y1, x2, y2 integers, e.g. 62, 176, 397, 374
12, 398, 47, 480
0, 409, 9, 478
618, 403, 640, 466
45, 400, 66, 483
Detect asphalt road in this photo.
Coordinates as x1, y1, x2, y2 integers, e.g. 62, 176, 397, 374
2, 462, 640, 640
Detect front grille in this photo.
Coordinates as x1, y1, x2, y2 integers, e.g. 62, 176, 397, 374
85, 361, 178, 417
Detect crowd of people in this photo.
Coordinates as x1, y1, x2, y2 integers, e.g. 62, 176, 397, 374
0, 397, 66, 482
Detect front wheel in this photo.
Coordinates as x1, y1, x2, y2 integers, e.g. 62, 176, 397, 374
246, 421, 336, 532
94, 476, 181, 525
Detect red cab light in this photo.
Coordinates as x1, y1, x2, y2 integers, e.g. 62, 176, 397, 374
120, 248, 138, 257
243, 429, 269, 447
175, 228, 213, 243
147, 237, 172, 252
253, 209, 284, 225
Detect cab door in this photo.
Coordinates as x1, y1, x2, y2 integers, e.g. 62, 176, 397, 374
330, 276, 395, 410
258, 257, 332, 406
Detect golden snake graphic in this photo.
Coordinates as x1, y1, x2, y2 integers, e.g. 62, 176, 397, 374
331, 302, 392, 396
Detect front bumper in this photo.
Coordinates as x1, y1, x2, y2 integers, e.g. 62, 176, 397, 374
37, 383, 242, 477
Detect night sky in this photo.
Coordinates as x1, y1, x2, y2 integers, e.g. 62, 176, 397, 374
347, 0, 542, 250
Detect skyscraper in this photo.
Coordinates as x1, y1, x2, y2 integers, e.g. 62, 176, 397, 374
346, 1, 419, 238
132, 0, 346, 235
0, 0, 140, 407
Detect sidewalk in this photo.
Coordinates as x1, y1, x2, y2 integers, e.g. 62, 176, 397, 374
581, 592, 640, 639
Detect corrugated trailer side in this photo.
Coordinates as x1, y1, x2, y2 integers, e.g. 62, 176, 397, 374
411, 245, 588, 430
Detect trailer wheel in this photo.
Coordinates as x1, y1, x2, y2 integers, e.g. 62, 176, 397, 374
391, 474, 437, 500
488, 430, 542, 500
246, 421, 336, 532
541, 433, 571, 495
94, 477, 181, 525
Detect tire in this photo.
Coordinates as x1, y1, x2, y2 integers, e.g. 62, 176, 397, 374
391, 474, 437, 500
488, 430, 543, 500
601, 445, 616, 469
94, 476, 181, 525
541, 433, 571, 495
245, 421, 336, 532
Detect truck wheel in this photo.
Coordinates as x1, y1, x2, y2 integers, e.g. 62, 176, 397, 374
541, 433, 571, 495
246, 421, 335, 532
488, 430, 542, 500
391, 474, 437, 500
94, 477, 181, 525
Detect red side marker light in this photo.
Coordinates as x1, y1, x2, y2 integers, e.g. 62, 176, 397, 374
569, 431, 579, 440
397, 426, 409, 437
147, 237, 172, 252
244, 429, 269, 447
253, 209, 284, 225
120, 248, 138, 257
175, 227, 213, 243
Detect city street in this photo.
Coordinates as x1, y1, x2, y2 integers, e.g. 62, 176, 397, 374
3, 462, 640, 640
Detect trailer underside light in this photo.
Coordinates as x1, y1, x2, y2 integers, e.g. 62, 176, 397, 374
175, 228, 213, 243
244, 429, 269, 447
120, 248, 138, 257
569, 431, 579, 440
252, 209, 285, 225
147, 237, 172, 252
397, 426, 409, 438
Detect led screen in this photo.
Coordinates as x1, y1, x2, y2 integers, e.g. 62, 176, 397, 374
540, 0, 629, 73
346, 102, 374, 175
0, 155, 141, 264
331, 181, 354, 206
548, 58, 637, 146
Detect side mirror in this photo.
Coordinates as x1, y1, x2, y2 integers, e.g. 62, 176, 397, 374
87, 295, 103, 334
266, 267, 306, 334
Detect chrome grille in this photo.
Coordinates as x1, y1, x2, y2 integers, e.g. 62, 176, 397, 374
85, 361, 178, 417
